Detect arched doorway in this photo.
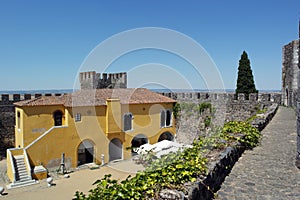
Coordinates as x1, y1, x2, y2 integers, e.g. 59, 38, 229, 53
285, 88, 289, 106
158, 132, 174, 142
131, 134, 148, 156
53, 110, 63, 126
77, 140, 94, 166
109, 138, 123, 161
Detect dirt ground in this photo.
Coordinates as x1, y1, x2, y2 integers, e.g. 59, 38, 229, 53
0, 159, 144, 200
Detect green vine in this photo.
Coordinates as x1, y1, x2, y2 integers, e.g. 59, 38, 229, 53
222, 121, 260, 149
75, 139, 208, 200
204, 116, 212, 128
199, 102, 212, 114
75, 119, 261, 199
246, 108, 268, 123
173, 102, 181, 119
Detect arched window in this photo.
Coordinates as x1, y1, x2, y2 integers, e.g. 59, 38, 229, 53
166, 110, 171, 126
158, 132, 174, 142
77, 140, 94, 166
53, 110, 63, 126
17, 111, 21, 130
131, 134, 148, 156
109, 138, 123, 161
160, 110, 166, 127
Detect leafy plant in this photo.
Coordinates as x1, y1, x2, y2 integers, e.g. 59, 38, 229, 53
222, 121, 260, 149
74, 139, 208, 200
204, 116, 212, 128
75, 117, 261, 199
173, 102, 181, 119
246, 107, 268, 123
199, 102, 212, 114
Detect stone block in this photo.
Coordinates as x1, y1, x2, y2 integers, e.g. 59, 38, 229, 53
1, 94, 9, 102
24, 94, 31, 100
32, 165, 47, 180
13, 94, 20, 102
238, 93, 245, 101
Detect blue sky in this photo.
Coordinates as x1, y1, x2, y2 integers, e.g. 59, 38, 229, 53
0, 0, 299, 91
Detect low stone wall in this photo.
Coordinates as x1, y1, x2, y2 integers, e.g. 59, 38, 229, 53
157, 102, 279, 199
188, 145, 245, 200
251, 103, 278, 131
185, 104, 279, 200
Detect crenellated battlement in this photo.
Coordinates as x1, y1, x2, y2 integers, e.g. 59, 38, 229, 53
0, 91, 282, 104
158, 92, 282, 104
79, 71, 127, 89
0, 93, 66, 104
159, 91, 282, 145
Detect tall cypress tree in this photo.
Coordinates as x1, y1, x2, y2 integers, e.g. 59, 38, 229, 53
235, 51, 258, 98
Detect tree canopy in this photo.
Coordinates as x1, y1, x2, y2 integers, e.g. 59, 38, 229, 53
235, 51, 258, 98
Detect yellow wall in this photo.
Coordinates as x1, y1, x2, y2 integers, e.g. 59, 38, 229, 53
69, 106, 109, 165
106, 99, 122, 134
25, 126, 78, 168
6, 150, 14, 182
15, 100, 176, 169
25, 105, 110, 168
120, 103, 175, 159
15, 105, 66, 148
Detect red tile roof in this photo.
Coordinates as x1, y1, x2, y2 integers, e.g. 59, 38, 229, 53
14, 88, 176, 107
14, 95, 68, 107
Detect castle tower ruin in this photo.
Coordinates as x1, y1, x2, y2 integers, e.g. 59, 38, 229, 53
80, 71, 127, 89
282, 39, 299, 107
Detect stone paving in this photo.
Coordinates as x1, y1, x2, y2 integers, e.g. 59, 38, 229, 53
217, 106, 300, 199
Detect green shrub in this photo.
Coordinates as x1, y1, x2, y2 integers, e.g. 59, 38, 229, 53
173, 103, 181, 119
75, 139, 208, 200
199, 102, 212, 114
222, 121, 260, 149
75, 119, 260, 200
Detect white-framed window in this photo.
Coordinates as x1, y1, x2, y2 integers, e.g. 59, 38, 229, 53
75, 113, 81, 122
161, 109, 172, 128
123, 113, 133, 132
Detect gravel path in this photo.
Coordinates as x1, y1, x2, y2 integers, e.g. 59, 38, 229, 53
217, 106, 300, 199
0, 159, 8, 185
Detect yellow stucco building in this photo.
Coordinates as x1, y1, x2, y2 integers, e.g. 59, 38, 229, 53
6, 88, 176, 185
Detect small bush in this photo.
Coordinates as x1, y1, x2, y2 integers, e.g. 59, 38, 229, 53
222, 121, 260, 149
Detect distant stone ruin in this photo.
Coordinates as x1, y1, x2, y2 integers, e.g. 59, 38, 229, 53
79, 71, 127, 89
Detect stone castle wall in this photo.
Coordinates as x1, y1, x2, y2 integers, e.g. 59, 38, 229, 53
159, 91, 281, 122
282, 39, 299, 108
158, 92, 281, 144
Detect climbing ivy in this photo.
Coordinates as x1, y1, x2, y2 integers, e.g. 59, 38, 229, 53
204, 116, 212, 128
222, 121, 260, 149
199, 102, 213, 114
173, 102, 181, 119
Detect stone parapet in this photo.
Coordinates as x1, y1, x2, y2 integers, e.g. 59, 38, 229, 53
158, 92, 281, 104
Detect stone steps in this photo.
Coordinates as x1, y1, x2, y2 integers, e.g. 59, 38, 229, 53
7, 154, 37, 189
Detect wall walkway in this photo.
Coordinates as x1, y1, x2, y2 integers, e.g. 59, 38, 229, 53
217, 106, 300, 199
